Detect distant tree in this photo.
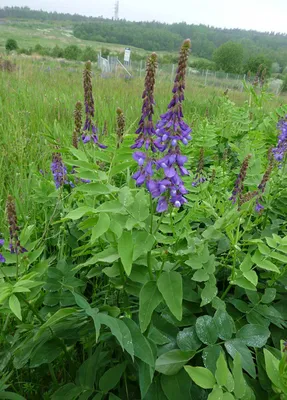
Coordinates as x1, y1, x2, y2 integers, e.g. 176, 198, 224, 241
51, 45, 64, 58
244, 55, 272, 76
5, 38, 18, 52
81, 46, 97, 62
213, 41, 244, 73
63, 45, 82, 60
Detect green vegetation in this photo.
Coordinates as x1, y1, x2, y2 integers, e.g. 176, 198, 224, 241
5, 38, 18, 51
0, 48, 287, 398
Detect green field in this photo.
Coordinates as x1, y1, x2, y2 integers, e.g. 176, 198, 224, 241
1, 39, 287, 399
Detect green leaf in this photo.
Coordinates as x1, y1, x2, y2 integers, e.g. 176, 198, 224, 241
39, 308, 77, 332
30, 339, 62, 367
156, 350, 195, 376
240, 254, 253, 272
195, 315, 218, 345
0, 393, 28, 400
157, 271, 182, 321
118, 186, 134, 207
184, 366, 216, 389
252, 251, 280, 273
65, 206, 94, 220
232, 353, 246, 399
261, 288, 276, 304
98, 313, 134, 359
123, 318, 154, 367
160, 369, 192, 400
91, 213, 110, 242
208, 387, 224, 400
215, 353, 234, 392
9, 294, 22, 321
202, 345, 223, 374
95, 200, 124, 213
75, 182, 115, 194
51, 383, 82, 400
224, 339, 256, 378
129, 190, 149, 222
236, 324, 270, 348
177, 326, 202, 351
138, 359, 154, 399
99, 362, 126, 393
118, 231, 133, 276
201, 281, 218, 306
242, 270, 258, 287
213, 309, 234, 340
139, 281, 162, 333
263, 349, 282, 391
222, 394, 235, 400
193, 269, 209, 282
73, 292, 91, 310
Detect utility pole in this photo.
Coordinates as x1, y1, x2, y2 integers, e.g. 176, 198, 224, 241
114, 1, 119, 20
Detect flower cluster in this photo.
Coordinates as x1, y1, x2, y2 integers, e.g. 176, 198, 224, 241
150, 39, 192, 212
51, 152, 72, 189
0, 239, 5, 263
72, 101, 82, 149
131, 40, 192, 213
6, 195, 27, 254
273, 116, 287, 164
116, 107, 125, 148
192, 148, 206, 187
82, 61, 107, 149
229, 154, 251, 205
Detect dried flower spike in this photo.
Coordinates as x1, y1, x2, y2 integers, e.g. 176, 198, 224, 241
73, 101, 82, 149
116, 107, 125, 148
82, 61, 107, 149
6, 195, 27, 254
192, 147, 206, 187
229, 154, 251, 205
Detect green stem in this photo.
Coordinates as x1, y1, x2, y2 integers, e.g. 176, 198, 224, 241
147, 194, 154, 280
48, 363, 58, 387
221, 284, 232, 300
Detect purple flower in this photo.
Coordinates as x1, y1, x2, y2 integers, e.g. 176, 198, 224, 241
51, 153, 70, 189
273, 116, 287, 164
157, 197, 168, 213
6, 196, 27, 255
0, 239, 4, 263
255, 200, 264, 213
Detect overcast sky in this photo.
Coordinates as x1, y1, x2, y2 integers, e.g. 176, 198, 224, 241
2, 0, 287, 34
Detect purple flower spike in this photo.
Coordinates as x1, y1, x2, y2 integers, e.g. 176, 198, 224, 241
273, 116, 287, 165
51, 152, 71, 189
0, 239, 4, 247
0, 254, 5, 263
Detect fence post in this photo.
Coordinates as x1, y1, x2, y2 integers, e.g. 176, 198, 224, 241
205, 69, 208, 86
171, 64, 175, 82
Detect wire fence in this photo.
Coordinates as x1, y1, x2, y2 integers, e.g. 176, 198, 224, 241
97, 55, 283, 95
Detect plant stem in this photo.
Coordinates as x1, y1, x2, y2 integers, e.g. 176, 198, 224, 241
48, 363, 58, 387
147, 194, 154, 280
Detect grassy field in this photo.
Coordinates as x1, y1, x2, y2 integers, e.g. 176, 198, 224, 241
0, 55, 286, 224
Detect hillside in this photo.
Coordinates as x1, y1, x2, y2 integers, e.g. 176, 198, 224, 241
1, 6, 287, 69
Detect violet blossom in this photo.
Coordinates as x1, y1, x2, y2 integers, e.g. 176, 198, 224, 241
273, 116, 287, 164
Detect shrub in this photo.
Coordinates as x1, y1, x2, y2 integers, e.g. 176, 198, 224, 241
5, 38, 18, 52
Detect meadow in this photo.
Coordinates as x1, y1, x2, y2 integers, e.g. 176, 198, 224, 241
0, 40, 287, 400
